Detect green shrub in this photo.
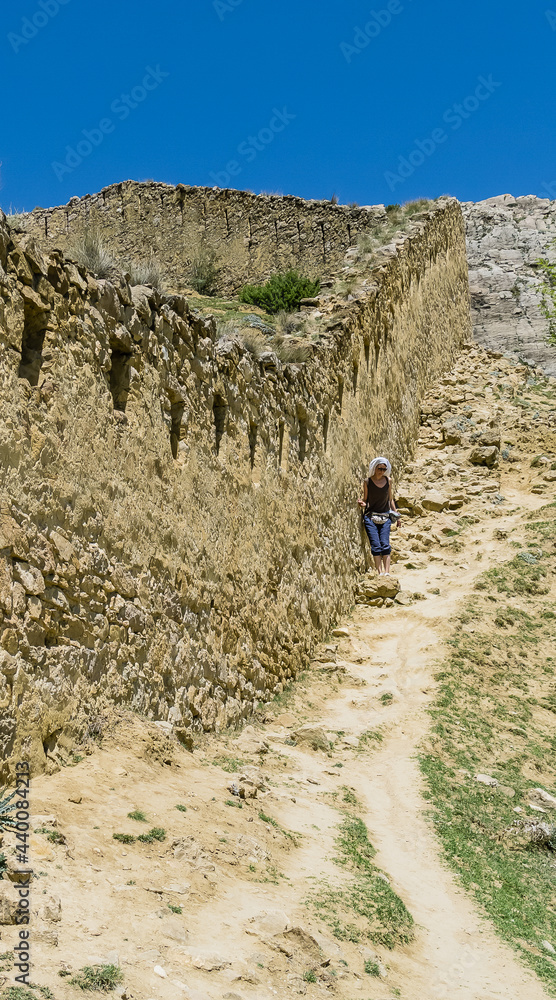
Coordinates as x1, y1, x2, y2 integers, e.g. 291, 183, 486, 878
113, 833, 136, 844
239, 270, 320, 314
69, 964, 123, 992
127, 810, 147, 822
175, 804, 187, 813
364, 959, 381, 976
137, 826, 166, 844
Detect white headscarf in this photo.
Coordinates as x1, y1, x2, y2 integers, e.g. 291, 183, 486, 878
369, 456, 391, 477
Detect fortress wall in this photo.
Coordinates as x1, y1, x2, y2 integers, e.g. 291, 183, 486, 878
23, 182, 388, 294
0, 199, 471, 776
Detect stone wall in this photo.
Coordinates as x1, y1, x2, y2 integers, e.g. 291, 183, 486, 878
0, 198, 471, 777
22, 182, 388, 296
463, 194, 556, 375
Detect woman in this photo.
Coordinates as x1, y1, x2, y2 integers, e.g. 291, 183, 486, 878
357, 457, 401, 576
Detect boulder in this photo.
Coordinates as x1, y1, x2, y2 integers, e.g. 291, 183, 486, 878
474, 773, 498, 787
470, 446, 499, 467
527, 787, 556, 810
357, 574, 400, 602
421, 491, 450, 512
293, 724, 330, 752
0, 889, 19, 924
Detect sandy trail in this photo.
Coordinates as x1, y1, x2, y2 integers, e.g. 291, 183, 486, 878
316, 489, 550, 1000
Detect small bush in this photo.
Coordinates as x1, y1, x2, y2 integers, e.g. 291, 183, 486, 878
272, 337, 311, 364
113, 833, 136, 844
70, 230, 115, 279
175, 804, 187, 813
364, 959, 381, 976
190, 249, 220, 296
137, 826, 166, 843
125, 257, 165, 290
127, 810, 147, 822
46, 830, 65, 844
239, 270, 320, 314
69, 963, 123, 992
238, 328, 267, 358
275, 310, 301, 337
167, 903, 182, 914
302, 970, 317, 983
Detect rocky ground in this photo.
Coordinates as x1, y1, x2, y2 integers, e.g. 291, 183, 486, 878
0, 343, 555, 1000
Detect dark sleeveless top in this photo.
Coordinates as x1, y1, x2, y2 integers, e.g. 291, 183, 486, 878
365, 477, 389, 514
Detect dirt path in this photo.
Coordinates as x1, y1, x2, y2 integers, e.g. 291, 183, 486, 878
319, 488, 550, 999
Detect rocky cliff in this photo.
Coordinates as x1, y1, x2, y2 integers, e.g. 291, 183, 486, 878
463, 194, 556, 374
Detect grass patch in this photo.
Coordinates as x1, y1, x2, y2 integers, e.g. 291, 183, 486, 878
167, 903, 182, 914
364, 959, 381, 976
341, 787, 360, 807
358, 729, 384, 749
127, 810, 147, 822
70, 229, 115, 279
69, 964, 123, 992
175, 804, 187, 812
212, 755, 247, 773
113, 833, 135, 844
137, 827, 166, 844
422, 522, 556, 993
34, 828, 65, 844
307, 815, 414, 949
258, 809, 300, 844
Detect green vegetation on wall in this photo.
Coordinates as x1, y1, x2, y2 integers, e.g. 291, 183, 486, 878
239, 270, 320, 314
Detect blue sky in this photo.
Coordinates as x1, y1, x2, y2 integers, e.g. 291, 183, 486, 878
1, 0, 555, 213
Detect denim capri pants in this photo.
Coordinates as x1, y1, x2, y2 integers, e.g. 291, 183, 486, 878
363, 515, 392, 555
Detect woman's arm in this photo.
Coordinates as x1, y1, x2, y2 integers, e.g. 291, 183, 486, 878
388, 479, 402, 529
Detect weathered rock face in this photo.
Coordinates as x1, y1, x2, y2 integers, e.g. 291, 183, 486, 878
21, 182, 387, 296
0, 198, 471, 775
463, 194, 556, 374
